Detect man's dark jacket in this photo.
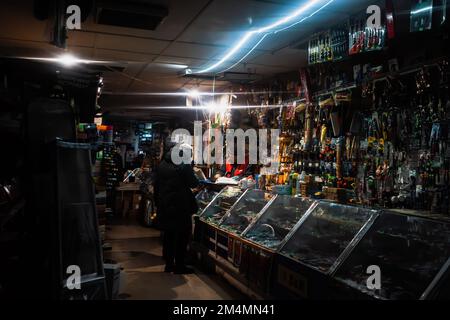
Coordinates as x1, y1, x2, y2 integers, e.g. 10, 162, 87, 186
154, 151, 199, 231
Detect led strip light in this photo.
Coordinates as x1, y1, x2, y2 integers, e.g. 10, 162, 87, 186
193, 0, 335, 74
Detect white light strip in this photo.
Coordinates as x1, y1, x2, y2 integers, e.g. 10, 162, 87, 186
19, 56, 109, 65
194, 0, 333, 74
102, 90, 299, 96
273, 0, 335, 33
411, 6, 433, 15
197, 32, 254, 74
217, 34, 269, 73
258, 0, 323, 32
218, 0, 334, 73
122, 104, 285, 110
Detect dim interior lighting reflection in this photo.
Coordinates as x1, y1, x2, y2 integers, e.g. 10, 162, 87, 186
194, 0, 334, 74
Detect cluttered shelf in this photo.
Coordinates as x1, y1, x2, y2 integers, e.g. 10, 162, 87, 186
281, 56, 448, 107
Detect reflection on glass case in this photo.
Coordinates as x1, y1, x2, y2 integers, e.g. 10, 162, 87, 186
334, 212, 450, 300
219, 189, 273, 234
243, 196, 316, 250
200, 186, 243, 225
280, 202, 378, 273
196, 188, 219, 214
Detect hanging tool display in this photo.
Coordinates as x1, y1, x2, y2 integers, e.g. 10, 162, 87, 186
354, 60, 450, 214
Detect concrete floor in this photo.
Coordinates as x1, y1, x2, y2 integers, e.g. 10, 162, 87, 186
104, 221, 245, 300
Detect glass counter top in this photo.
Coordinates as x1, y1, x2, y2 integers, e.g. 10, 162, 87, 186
196, 188, 219, 214
199, 186, 243, 225
219, 189, 273, 235
280, 201, 378, 273
333, 212, 450, 299
243, 196, 316, 250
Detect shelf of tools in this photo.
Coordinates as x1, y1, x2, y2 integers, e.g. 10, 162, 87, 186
275, 61, 450, 214
270, 6, 450, 214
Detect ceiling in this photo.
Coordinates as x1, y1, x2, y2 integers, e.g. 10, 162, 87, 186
0, 0, 374, 120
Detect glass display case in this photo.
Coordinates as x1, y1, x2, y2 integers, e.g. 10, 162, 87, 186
333, 212, 450, 300
219, 189, 273, 234
196, 188, 219, 214
243, 196, 316, 250
279, 201, 378, 274
199, 186, 243, 225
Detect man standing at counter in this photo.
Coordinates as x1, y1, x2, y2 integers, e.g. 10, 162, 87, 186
154, 139, 199, 274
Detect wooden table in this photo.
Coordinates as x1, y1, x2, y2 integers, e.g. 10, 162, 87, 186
116, 183, 141, 218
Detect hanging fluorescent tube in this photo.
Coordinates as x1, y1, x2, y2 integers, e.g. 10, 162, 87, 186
218, 33, 269, 73
218, 0, 334, 73
258, 0, 326, 32
411, 6, 433, 15
273, 0, 335, 34
19, 55, 113, 66
193, 0, 333, 74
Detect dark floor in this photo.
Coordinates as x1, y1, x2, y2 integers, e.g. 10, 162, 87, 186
104, 221, 245, 300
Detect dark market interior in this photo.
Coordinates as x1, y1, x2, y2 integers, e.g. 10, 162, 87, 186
0, 0, 449, 302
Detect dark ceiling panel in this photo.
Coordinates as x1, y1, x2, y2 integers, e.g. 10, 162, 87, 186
163, 42, 227, 60
177, 0, 290, 46
81, 0, 211, 40
96, 2, 169, 31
